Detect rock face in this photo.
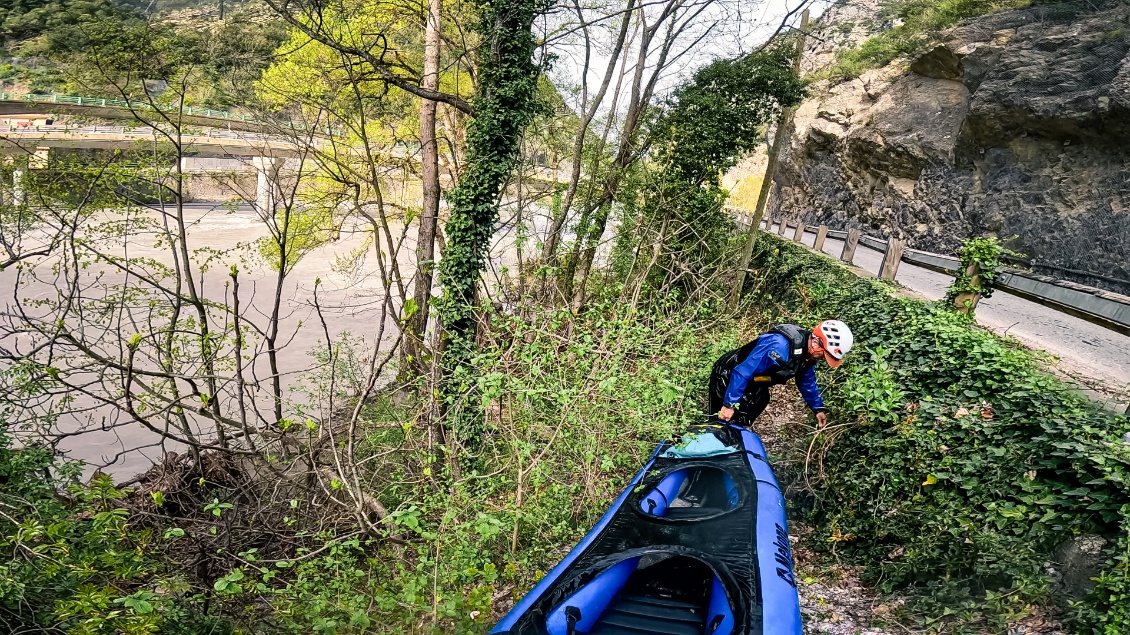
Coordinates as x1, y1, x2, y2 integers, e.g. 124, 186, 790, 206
771, 0, 1130, 294
1049, 534, 1109, 602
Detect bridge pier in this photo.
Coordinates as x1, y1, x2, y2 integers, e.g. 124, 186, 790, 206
251, 157, 285, 213
3, 157, 26, 207
11, 167, 25, 206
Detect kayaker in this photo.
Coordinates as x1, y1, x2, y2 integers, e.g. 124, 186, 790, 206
709, 320, 853, 428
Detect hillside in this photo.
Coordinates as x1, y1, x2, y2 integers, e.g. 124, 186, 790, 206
0, 0, 283, 104
765, 0, 1130, 294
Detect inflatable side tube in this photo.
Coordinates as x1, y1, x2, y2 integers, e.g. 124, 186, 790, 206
705, 574, 735, 635
545, 556, 642, 635
737, 426, 768, 458
747, 448, 802, 635
639, 469, 690, 516
491, 444, 666, 634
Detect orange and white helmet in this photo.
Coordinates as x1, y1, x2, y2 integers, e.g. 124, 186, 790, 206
814, 320, 853, 368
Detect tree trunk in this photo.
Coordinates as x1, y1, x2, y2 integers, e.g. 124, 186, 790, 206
570, 202, 610, 310
405, 0, 442, 374
566, 6, 677, 308
436, 0, 543, 396
728, 9, 809, 308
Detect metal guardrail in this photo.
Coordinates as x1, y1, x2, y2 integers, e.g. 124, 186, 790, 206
3, 124, 278, 140
0, 92, 338, 135
738, 212, 1130, 337
1, 92, 255, 122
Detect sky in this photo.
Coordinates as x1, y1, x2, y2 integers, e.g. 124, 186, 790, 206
543, 0, 834, 115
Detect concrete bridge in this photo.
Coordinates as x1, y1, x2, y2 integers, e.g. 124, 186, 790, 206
0, 92, 300, 134
0, 125, 304, 157
0, 124, 304, 211
0, 93, 570, 210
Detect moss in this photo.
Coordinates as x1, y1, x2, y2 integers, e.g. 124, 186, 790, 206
821, 0, 1034, 82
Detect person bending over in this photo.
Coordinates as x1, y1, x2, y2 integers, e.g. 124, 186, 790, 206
709, 320, 853, 428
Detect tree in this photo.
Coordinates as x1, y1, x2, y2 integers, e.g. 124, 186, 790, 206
614, 48, 807, 306
404, 0, 443, 375
434, 0, 549, 444
538, 0, 636, 282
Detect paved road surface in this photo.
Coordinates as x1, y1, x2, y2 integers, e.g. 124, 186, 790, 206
768, 223, 1130, 410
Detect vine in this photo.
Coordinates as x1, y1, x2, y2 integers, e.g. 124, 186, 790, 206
434, 0, 551, 435
944, 236, 1020, 309
610, 47, 806, 302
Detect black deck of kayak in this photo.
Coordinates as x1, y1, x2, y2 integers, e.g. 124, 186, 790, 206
497, 425, 764, 634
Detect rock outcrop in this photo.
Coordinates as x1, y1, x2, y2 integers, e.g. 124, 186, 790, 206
770, 0, 1130, 294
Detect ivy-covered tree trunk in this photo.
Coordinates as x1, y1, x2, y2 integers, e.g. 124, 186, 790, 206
435, 0, 546, 420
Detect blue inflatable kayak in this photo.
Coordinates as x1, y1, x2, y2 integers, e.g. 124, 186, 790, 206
492, 422, 802, 635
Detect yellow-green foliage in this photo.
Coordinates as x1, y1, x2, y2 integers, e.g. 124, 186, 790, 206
257, 206, 340, 271
256, 0, 473, 123
726, 173, 764, 211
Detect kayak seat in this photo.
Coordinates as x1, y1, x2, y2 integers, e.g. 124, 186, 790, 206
587, 595, 706, 635
584, 555, 713, 635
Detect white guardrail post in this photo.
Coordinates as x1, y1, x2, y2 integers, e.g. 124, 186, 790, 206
879, 238, 908, 280
814, 225, 828, 252
841, 229, 860, 263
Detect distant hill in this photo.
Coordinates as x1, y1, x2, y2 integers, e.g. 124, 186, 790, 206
0, 0, 284, 106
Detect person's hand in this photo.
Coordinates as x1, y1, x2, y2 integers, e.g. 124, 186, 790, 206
815, 411, 828, 429
719, 406, 734, 422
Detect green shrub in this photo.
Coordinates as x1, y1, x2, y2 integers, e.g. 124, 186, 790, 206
0, 416, 225, 634
748, 235, 1130, 632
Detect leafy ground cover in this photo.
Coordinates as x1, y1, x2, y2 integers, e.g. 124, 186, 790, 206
1, 297, 747, 634
746, 234, 1130, 633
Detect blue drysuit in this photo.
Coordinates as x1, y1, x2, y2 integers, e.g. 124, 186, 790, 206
723, 334, 825, 411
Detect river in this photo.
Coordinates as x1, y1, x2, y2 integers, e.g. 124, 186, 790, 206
0, 202, 557, 478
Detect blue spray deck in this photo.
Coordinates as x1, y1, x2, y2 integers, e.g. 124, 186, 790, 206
492, 423, 802, 635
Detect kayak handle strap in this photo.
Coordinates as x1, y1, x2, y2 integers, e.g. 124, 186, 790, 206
565, 606, 581, 635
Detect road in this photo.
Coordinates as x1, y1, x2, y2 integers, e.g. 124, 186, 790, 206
768, 223, 1130, 410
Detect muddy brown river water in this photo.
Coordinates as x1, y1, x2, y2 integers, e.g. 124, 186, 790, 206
1, 203, 549, 477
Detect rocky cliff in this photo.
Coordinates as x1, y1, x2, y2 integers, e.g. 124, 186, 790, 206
770, 0, 1130, 294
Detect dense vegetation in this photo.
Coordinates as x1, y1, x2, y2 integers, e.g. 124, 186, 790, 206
2, 0, 1128, 633
0, 299, 739, 633
7, 226, 1129, 634
749, 236, 1130, 633
0, 0, 284, 104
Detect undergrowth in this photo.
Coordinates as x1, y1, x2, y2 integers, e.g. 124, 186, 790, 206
216, 298, 742, 632
748, 235, 1130, 633
9, 231, 1130, 633
1, 297, 745, 634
